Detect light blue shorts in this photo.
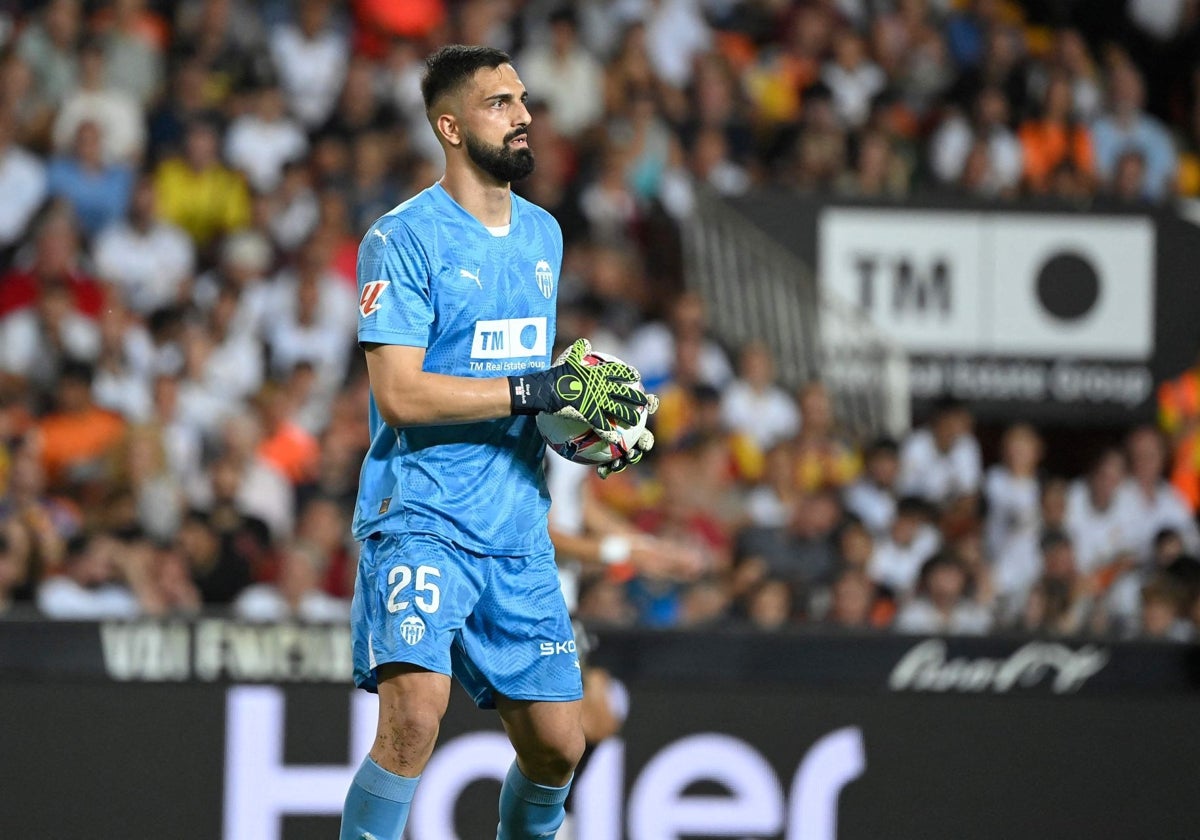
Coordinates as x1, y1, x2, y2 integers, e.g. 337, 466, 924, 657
350, 532, 583, 708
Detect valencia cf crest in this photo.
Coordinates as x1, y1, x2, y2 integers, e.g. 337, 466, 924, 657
535, 260, 553, 299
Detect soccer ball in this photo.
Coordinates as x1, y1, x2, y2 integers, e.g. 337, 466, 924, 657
536, 351, 649, 466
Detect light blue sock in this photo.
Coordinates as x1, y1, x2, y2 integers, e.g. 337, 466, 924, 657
339, 756, 419, 840
497, 760, 573, 840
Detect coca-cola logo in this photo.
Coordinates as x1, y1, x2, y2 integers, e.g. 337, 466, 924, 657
888, 638, 1109, 694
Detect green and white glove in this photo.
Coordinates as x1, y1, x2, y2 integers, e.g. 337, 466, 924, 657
508, 338, 652, 442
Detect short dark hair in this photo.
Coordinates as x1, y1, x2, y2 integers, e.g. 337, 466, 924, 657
421, 45, 512, 111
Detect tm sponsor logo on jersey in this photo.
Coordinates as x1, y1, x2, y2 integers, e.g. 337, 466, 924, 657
469, 317, 548, 371
359, 281, 389, 317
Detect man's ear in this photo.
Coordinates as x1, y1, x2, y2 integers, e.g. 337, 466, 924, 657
436, 112, 461, 148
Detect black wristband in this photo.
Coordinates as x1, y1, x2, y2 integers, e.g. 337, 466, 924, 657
508, 374, 545, 414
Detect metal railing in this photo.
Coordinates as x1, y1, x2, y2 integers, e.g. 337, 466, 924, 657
681, 189, 910, 441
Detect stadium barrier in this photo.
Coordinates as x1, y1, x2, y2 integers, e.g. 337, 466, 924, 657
1, 620, 1197, 840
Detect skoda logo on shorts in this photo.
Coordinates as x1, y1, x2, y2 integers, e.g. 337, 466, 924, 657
400, 616, 426, 645
535, 259, 553, 299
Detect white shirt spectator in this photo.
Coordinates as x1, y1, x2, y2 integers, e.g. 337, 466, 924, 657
268, 313, 350, 393
517, 42, 605, 138
869, 524, 942, 594
234, 585, 350, 622
991, 531, 1041, 607
929, 115, 1023, 193
822, 60, 886, 128
0, 143, 47, 249
93, 363, 153, 423
52, 86, 145, 164
37, 576, 140, 619
224, 113, 309, 193
1065, 478, 1134, 574
720, 380, 799, 450
983, 466, 1040, 561
1115, 479, 1200, 562
268, 268, 358, 343
269, 21, 348, 128
894, 598, 992, 635
0, 309, 100, 378
843, 479, 897, 537
624, 321, 733, 391
94, 219, 195, 314
645, 0, 712, 88
898, 429, 982, 504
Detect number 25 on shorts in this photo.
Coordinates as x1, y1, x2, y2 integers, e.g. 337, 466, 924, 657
386, 565, 442, 614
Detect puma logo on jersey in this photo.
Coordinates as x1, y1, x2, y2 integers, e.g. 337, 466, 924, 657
371, 228, 388, 244
459, 267, 482, 288
359, 281, 389, 317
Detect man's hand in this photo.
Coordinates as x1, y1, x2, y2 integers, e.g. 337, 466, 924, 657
596, 427, 655, 479
509, 338, 651, 441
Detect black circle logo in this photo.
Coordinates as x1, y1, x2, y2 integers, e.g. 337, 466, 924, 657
1035, 252, 1100, 321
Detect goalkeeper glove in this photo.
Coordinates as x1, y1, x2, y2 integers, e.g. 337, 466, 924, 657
596, 427, 655, 479
508, 338, 654, 441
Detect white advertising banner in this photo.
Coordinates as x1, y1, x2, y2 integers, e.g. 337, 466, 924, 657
819, 209, 1155, 360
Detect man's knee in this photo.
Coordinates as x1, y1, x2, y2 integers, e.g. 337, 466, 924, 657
518, 726, 585, 781
376, 702, 442, 760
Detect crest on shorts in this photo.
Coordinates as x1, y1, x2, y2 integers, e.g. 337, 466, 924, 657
400, 615, 426, 645
535, 260, 553, 299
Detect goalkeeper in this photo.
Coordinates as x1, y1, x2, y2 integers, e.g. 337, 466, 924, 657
340, 45, 657, 840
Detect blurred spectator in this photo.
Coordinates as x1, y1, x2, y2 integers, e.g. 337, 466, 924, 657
1018, 70, 1094, 194
625, 291, 732, 393
1017, 528, 1094, 636
93, 174, 195, 315
894, 551, 992, 635
153, 118, 252, 248
46, 120, 133, 237
517, 6, 604, 139
34, 360, 126, 491
225, 83, 308, 193
844, 437, 901, 537
0, 269, 100, 390
930, 85, 1023, 196
644, 0, 712, 90
15, 0, 82, 111
0, 529, 27, 617
744, 442, 799, 529
738, 487, 843, 596
992, 476, 1070, 614
1117, 426, 1200, 561
234, 539, 349, 622
176, 508, 250, 605
254, 382, 320, 486
261, 158, 320, 250
835, 129, 911, 197
268, 0, 348, 130
740, 577, 797, 630
1091, 60, 1177, 201
825, 569, 883, 630
96, 0, 167, 107
146, 59, 218, 159
91, 301, 154, 422
868, 495, 942, 596
37, 532, 145, 619
51, 37, 145, 165
822, 29, 885, 129
0, 115, 47, 253
898, 398, 981, 505
720, 341, 799, 453
983, 423, 1042, 561
1158, 347, 1200, 511
1137, 575, 1192, 642
1066, 448, 1133, 577
792, 381, 860, 492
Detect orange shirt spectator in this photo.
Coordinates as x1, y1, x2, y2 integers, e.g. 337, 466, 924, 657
254, 384, 320, 485
35, 362, 126, 488
1019, 72, 1095, 192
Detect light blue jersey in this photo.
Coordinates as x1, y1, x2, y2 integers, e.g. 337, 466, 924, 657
351, 183, 562, 556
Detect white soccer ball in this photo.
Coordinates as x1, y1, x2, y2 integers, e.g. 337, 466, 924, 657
536, 350, 649, 466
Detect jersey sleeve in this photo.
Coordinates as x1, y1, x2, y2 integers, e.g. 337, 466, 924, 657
356, 214, 433, 348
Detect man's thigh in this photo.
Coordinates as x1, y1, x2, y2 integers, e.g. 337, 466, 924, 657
453, 546, 584, 708
352, 533, 487, 692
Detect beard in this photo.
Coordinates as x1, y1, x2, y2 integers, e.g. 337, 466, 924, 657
464, 128, 535, 183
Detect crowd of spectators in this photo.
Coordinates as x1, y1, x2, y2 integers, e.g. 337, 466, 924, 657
1, 0, 1200, 643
